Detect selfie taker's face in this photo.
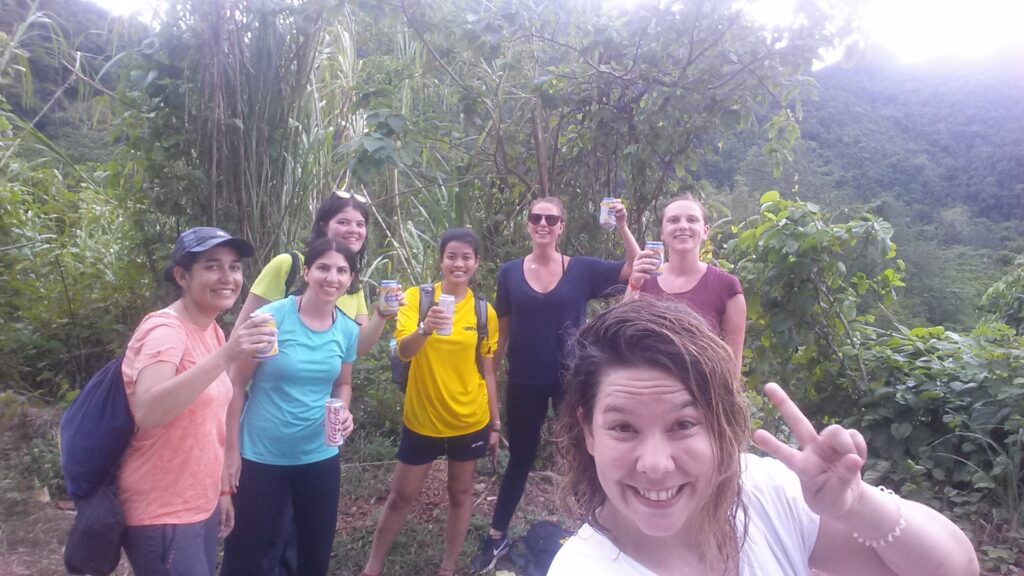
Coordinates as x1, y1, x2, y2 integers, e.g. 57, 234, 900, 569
584, 365, 715, 538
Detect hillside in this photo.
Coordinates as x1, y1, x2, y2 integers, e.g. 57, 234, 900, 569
727, 48, 1024, 328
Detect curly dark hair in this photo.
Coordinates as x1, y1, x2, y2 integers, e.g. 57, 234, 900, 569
556, 297, 750, 568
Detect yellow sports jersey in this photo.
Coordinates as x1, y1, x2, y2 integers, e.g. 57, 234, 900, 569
396, 283, 499, 437
249, 252, 368, 319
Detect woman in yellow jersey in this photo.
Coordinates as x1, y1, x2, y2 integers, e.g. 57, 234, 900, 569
361, 228, 500, 576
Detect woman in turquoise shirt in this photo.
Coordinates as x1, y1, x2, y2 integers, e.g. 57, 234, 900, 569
220, 238, 360, 576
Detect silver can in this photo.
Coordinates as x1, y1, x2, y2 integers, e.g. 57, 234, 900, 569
646, 241, 665, 276
253, 315, 278, 360
380, 280, 401, 315
599, 197, 618, 230
325, 398, 345, 447
436, 293, 456, 336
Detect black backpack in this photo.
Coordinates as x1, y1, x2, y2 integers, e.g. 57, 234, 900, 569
505, 520, 573, 576
390, 284, 489, 393
283, 251, 302, 295
59, 357, 134, 575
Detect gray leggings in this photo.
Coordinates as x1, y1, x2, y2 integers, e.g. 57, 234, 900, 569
123, 506, 219, 576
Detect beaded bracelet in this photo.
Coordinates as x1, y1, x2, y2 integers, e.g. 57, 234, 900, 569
852, 486, 906, 547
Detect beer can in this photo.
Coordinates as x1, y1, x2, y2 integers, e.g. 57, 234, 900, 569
253, 315, 278, 360
646, 241, 665, 276
380, 280, 402, 315
599, 197, 618, 230
436, 293, 456, 336
325, 398, 345, 447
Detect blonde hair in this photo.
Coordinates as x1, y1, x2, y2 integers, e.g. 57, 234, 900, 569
529, 196, 566, 218
557, 298, 749, 570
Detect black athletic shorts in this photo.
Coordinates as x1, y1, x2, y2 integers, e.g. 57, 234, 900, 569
396, 424, 489, 465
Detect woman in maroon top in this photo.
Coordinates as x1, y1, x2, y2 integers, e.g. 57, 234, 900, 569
625, 195, 746, 372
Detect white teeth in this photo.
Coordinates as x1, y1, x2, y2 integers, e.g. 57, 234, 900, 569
636, 486, 682, 502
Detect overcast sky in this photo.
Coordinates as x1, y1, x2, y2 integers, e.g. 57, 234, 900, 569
88, 0, 1024, 65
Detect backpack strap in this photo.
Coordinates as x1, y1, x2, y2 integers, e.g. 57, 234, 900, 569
474, 292, 488, 378
283, 251, 301, 296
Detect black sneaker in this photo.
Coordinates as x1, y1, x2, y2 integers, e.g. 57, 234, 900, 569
470, 534, 510, 573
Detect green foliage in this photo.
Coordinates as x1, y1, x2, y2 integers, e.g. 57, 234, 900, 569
0, 6, 158, 395
854, 322, 1024, 569
724, 192, 902, 410
982, 255, 1024, 335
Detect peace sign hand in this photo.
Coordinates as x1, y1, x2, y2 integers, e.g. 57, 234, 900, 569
752, 382, 869, 519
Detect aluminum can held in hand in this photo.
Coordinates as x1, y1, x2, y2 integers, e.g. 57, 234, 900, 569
436, 293, 456, 336
325, 399, 345, 447
599, 197, 618, 230
253, 316, 278, 360
380, 280, 402, 315
646, 241, 665, 276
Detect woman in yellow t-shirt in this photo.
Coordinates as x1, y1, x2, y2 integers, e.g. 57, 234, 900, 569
361, 228, 500, 576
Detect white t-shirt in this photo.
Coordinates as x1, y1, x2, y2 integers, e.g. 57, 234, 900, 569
548, 454, 820, 576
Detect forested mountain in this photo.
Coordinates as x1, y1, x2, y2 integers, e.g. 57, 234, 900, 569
725, 48, 1024, 328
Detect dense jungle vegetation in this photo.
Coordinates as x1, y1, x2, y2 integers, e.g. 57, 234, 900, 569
1, 0, 1022, 572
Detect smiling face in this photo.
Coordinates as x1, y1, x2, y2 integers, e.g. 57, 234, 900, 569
527, 200, 565, 248
174, 245, 243, 313
322, 206, 367, 253
439, 239, 479, 285
660, 199, 709, 256
584, 364, 716, 540
303, 249, 352, 305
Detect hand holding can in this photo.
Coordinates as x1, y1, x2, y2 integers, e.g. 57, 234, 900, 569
599, 197, 618, 230
325, 399, 348, 447
379, 280, 402, 316
645, 241, 665, 276
253, 314, 279, 359
435, 294, 456, 336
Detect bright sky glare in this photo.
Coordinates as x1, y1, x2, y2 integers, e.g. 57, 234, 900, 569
89, 0, 1024, 65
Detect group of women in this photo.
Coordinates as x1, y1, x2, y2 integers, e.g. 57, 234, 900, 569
113, 191, 979, 576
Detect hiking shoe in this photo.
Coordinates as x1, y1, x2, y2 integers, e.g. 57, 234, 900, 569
470, 534, 510, 573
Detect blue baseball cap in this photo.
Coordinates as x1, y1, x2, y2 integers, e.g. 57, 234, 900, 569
164, 227, 255, 280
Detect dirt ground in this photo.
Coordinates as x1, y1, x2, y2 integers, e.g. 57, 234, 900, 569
0, 456, 562, 576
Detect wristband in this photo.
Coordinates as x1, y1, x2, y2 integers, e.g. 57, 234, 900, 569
220, 490, 235, 496
852, 486, 906, 547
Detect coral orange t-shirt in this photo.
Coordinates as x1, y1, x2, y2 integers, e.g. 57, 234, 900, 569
116, 310, 232, 526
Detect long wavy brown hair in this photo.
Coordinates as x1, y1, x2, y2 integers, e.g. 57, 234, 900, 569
556, 297, 750, 569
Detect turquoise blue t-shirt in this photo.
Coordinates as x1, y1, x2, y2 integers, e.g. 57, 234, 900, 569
240, 296, 359, 465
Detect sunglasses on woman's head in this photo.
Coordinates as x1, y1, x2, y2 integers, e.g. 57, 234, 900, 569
528, 213, 562, 226
335, 190, 369, 203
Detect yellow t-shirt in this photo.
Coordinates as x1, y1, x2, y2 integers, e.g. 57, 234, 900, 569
250, 252, 368, 319
396, 283, 499, 437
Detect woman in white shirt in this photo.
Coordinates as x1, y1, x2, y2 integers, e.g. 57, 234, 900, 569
550, 298, 978, 576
